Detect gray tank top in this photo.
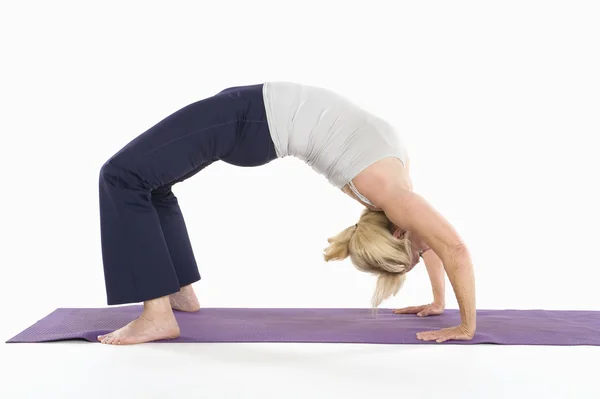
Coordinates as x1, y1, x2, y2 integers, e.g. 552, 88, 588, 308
262, 82, 408, 197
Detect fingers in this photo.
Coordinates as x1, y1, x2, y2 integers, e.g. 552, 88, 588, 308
393, 305, 425, 314
418, 332, 452, 343
418, 306, 444, 317
394, 304, 444, 317
435, 334, 453, 343
416, 330, 439, 341
416, 327, 472, 343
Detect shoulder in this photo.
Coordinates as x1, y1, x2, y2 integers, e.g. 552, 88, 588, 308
351, 157, 413, 208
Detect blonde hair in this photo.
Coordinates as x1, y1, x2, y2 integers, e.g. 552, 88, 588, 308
323, 209, 413, 308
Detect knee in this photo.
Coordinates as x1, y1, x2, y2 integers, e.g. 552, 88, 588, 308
100, 161, 118, 183
99, 160, 144, 190
151, 185, 176, 204
99, 161, 120, 186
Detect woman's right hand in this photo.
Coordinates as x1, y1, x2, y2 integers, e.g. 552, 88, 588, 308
393, 302, 445, 317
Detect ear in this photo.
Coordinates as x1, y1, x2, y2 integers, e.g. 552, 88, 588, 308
392, 227, 402, 238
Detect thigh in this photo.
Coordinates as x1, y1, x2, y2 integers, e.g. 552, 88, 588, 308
106, 94, 240, 190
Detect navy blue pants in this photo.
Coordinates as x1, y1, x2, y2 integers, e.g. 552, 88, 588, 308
99, 84, 277, 305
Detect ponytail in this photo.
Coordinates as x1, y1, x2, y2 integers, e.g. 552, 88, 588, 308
323, 224, 358, 261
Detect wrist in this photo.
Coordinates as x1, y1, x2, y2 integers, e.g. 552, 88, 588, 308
461, 314, 476, 334
461, 323, 476, 337
432, 297, 445, 307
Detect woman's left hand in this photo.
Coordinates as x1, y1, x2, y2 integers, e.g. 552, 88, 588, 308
394, 302, 444, 317
416, 325, 475, 343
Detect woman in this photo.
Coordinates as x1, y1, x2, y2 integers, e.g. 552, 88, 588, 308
97, 82, 476, 345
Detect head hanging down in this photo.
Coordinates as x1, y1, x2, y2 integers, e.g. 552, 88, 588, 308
323, 209, 423, 308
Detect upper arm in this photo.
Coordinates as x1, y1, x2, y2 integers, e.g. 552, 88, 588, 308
367, 183, 465, 259
349, 157, 462, 258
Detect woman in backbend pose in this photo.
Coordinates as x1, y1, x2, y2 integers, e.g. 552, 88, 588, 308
97, 82, 476, 345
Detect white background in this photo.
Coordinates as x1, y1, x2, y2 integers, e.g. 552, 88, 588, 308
1, 1, 599, 398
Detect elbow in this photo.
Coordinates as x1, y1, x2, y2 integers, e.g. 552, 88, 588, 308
446, 242, 470, 265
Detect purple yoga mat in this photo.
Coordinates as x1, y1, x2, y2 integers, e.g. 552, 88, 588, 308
7, 306, 600, 345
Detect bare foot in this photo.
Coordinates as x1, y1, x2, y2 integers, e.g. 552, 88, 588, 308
169, 284, 200, 312
98, 296, 180, 345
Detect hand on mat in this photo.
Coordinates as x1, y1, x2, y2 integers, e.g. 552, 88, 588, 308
416, 325, 474, 343
393, 302, 444, 317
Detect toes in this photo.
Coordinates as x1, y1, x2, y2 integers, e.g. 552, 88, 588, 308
98, 332, 125, 345
102, 334, 116, 345
100, 334, 112, 344
107, 335, 119, 345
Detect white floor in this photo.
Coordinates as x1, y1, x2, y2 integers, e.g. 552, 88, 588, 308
1, 340, 598, 399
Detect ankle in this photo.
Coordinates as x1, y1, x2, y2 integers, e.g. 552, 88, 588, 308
179, 284, 194, 294
144, 296, 173, 313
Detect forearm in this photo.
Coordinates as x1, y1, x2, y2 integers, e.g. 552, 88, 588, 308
439, 245, 476, 330
422, 251, 446, 305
